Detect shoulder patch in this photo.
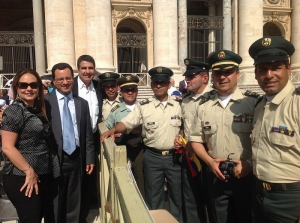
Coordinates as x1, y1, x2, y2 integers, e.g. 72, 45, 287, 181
243, 90, 262, 99
111, 104, 120, 112
140, 99, 150, 105
199, 89, 217, 105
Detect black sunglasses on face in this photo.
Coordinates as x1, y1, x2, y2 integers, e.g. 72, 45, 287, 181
18, 82, 39, 89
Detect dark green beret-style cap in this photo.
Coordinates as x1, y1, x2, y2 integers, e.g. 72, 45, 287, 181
208, 50, 242, 71
98, 72, 120, 86
183, 58, 209, 76
148, 66, 173, 82
248, 36, 295, 65
117, 74, 139, 90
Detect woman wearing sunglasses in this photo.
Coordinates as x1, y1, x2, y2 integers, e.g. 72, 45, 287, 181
1, 68, 60, 222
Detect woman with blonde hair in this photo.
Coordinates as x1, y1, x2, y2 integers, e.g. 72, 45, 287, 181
1, 68, 60, 223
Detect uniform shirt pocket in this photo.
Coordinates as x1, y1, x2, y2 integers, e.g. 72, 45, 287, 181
144, 122, 159, 135
232, 122, 252, 133
170, 119, 182, 127
270, 132, 296, 162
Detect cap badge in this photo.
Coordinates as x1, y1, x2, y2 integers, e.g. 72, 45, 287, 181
157, 67, 163, 73
126, 76, 131, 80
105, 73, 110, 77
262, 38, 271, 47
184, 59, 189, 65
218, 51, 225, 59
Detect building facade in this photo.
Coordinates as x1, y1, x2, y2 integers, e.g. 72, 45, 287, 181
0, 0, 299, 87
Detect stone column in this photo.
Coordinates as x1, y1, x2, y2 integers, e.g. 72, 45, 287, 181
178, 0, 187, 74
44, 0, 76, 71
153, 0, 180, 72
206, 1, 216, 54
223, 0, 232, 50
291, 0, 300, 71
85, 0, 115, 72
238, 0, 263, 71
32, 0, 46, 74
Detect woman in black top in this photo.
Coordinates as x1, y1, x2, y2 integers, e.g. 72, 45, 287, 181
1, 68, 60, 223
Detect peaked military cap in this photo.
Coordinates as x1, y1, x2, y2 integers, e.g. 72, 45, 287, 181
248, 36, 295, 65
148, 66, 173, 82
208, 50, 242, 71
118, 74, 139, 90
98, 72, 120, 86
183, 58, 209, 76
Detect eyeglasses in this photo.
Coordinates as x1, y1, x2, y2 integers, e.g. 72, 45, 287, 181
18, 82, 39, 89
55, 77, 73, 83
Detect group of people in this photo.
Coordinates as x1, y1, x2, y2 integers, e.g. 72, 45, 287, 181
0, 36, 299, 223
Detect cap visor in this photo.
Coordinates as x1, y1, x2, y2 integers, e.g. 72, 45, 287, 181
121, 84, 138, 90
254, 55, 288, 65
151, 76, 170, 82
102, 80, 117, 86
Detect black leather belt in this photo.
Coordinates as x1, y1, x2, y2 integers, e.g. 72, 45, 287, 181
256, 178, 300, 191
145, 145, 175, 156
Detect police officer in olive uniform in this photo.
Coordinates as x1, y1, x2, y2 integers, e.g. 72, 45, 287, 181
106, 75, 145, 198
101, 67, 183, 222
249, 37, 300, 223
190, 50, 259, 223
175, 58, 211, 223
98, 72, 122, 121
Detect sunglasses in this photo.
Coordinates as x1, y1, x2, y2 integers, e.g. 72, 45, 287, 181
18, 82, 39, 89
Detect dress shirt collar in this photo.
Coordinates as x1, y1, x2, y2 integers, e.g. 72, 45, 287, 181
269, 80, 295, 105
55, 89, 74, 101
211, 87, 243, 106
78, 77, 95, 92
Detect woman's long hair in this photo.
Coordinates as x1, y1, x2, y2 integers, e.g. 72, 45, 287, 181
12, 68, 47, 118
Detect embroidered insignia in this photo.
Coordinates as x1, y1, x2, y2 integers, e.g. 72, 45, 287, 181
243, 90, 262, 99
126, 75, 131, 80
199, 89, 217, 105
171, 115, 181, 120
105, 73, 110, 77
184, 59, 189, 65
140, 99, 150, 105
218, 51, 225, 59
262, 38, 271, 47
111, 104, 120, 112
157, 67, 163, 73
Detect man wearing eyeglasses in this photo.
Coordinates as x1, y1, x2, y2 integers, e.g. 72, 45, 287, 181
98, 72, 122, 122
45, 62, 95, 223
101, 67, 183, 222
106, 74, 145, 198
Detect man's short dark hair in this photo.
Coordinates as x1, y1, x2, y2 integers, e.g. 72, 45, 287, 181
51, 63, 74, 79
77, 55, 95, 69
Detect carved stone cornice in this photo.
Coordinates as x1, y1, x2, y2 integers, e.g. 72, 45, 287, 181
112, 7, 152, 28
263, 0, 289, 7
264, 11, 290, 31
0, 32, 34, 45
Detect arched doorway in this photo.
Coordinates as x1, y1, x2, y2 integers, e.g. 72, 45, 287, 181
116, 19, 147, 75
263, 22, 283, 36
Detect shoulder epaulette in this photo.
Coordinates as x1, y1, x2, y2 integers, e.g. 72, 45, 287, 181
140, 99, 150, 105
255, 97, 264, 107
243, 90, 262, 99
183, 92, 192, 99
111, 104, 120, 112
199, 89, 217, 105
174, 97, 182, 103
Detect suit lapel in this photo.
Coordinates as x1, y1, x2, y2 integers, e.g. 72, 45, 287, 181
74, 97, 81, 138
73, 76, 79, 97
49, 91, 63, 139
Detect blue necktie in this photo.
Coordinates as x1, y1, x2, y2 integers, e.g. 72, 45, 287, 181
62, 96, 76, 155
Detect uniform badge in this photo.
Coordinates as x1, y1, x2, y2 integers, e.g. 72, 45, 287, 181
262, 38, 271, 47
233, 113, 253, 123
184, 59, 189, 65
157, 67, 163, 73
203, 126, 211, 131
218, 51, 225, 59
126, 75, 131, 80
105, 73, 110, 77
271, 125, 295, 136
205, 121, 209, 125
171, 115, 181, 120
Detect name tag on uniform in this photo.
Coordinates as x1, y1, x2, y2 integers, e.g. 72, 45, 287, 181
147, 122, 155, 125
